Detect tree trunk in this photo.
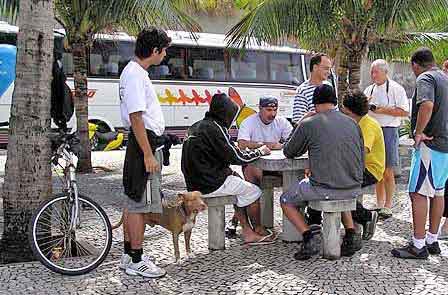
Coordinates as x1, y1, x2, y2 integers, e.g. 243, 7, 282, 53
336, 46, 349, 107
71, 41, 92, 173
0, 0, 53, 263
347, 47, 367, 92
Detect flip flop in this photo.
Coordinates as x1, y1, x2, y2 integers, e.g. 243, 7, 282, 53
244, 234, 276, 246
265, 229, 279, 241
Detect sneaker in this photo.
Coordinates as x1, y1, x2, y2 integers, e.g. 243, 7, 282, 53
362, 211, 378, 240
378, 207, 392, 220
341, 230, 362, 257
125, 260, 166, 278
225, 219, 238, 239
119, 254, 156, 270
426, 241, 441, 255
391, 243, 429, 259
294, 233, 320, 260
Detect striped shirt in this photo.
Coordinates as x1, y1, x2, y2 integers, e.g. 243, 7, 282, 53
292, 80, 318, 123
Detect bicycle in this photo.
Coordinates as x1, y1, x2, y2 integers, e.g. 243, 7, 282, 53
28, 130, 112, 275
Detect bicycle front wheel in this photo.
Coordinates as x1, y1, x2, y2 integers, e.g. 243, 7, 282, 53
29, 194, 112, 276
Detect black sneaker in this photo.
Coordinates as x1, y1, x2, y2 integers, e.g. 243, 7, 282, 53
341, 230, 362, 257
362, 211, 378, 240
391, 243, 429, 259
294, 233, 320, 260
426, 241, 441, 255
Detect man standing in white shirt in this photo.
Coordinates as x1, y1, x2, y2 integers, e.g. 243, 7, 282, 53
119, 27, 171, 278
238, 95, 293, 185
364, 59, 409, 219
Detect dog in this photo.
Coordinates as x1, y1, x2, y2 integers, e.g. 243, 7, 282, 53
113, 191, 207, 262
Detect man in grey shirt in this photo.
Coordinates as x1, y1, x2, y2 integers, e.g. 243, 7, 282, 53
392, 48, 448, 259
281, 84, 364, 260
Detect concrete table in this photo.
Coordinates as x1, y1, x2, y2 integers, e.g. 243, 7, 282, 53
250, 150, 308, 242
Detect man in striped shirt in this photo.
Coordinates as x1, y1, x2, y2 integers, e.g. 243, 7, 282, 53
291, 53, 333, 226
292, 53, 333, 123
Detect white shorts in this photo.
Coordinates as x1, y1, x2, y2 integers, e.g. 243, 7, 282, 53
202, 175, 261, 207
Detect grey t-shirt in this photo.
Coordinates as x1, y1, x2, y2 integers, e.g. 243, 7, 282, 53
411, 68, 448, 153
284, 109, 364, 190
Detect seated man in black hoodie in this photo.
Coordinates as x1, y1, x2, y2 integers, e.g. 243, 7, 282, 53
181, 93, 275, 245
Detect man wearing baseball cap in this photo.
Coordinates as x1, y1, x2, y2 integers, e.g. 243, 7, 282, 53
281, 84, 364, 260
238, 95, 293, 186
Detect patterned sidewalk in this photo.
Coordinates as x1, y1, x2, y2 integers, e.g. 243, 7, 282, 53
0, 149, 447, 295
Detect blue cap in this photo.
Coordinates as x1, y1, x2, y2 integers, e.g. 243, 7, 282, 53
259, 95, 278, 108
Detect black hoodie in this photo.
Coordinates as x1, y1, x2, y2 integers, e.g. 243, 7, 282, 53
181, 93, 263, 194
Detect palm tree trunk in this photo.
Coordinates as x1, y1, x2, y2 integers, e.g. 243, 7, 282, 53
347, 47, 367, 92
71, 41, 92, 173
336, 46, 349, 107
0, 0, 53, 263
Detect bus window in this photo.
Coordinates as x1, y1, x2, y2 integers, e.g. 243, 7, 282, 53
0, 32, 16, 46
290, 53, 306, 85
89, 40, 120, 77
148, 46, 186, 80
269, 52, 298, 84
230, 50, 268, 82
187, 47, 226, 81
117, 41, 135, 75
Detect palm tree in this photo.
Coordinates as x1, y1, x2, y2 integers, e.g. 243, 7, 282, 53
227, 0, 448, 104
55, 0, 200, 173
0, 0, 54, 263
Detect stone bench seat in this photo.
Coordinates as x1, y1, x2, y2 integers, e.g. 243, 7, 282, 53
203, 195, 237, 250
309, 198, 357, 260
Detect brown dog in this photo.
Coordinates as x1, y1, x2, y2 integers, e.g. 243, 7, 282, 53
113, 191, 207, 262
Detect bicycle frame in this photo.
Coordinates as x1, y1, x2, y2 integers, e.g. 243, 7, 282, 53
54, 142, 80, 231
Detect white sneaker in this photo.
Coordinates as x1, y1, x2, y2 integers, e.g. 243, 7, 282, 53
119, 254, 156, 270
125, 260, 166, 278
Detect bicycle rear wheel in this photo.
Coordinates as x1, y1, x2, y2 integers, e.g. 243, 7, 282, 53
29, 193, 112, 276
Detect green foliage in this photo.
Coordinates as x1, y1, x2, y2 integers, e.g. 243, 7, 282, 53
0, 0, 18, 24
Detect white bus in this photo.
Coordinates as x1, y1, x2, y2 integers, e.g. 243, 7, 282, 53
0, 21, 314, 144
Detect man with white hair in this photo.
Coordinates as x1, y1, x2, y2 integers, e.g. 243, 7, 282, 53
364, 59, 409, 219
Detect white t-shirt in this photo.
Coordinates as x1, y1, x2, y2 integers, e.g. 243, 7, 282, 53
364, 79, 409, 127
119, 61, 165, 136
237, 113, 293, 143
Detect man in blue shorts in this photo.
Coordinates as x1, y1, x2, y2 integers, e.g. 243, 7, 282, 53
392, 48, 448, 259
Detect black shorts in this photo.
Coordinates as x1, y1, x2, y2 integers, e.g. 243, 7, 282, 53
362, 169, 379, 188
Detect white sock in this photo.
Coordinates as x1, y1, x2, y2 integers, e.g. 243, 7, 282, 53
426, 232, 438, 245
412, 236, 426, 249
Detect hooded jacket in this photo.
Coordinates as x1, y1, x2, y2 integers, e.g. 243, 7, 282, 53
181, 93, 263, 194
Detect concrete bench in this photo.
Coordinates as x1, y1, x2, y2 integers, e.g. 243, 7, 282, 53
203, 195, 237, 250
309, 199, 357, 260
260, 175, 282, 228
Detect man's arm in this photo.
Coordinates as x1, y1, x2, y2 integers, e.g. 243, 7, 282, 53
238, 139, 283, 150
374, 85, 409, 117
283, 123, 308, 158
292, 93, 308, 123
373, 107, 409, 117
129, 112, 159, 173
413, 101, 434, 148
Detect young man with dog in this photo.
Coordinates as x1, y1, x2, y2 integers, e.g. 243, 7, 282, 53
281, 85, 364, 260
119, 27, 171, 278
182, 93, 275, 245
392, 48, 448, 259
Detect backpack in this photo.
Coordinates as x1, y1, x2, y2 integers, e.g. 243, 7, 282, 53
51, 59, 74, 130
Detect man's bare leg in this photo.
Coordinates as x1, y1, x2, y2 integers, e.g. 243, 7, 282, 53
243, 166, 263, 186
126, 213, 146, 249
246, 200, 271, 237
411, 193, 428, 239
429, 196, 444, 235
234, 206, 264, 243
384, 168, 396, 208
280, 203, 309, 234
341, 212, 356, 230
376, 179, 386, 208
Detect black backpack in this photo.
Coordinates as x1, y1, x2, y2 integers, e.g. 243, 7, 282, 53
51, 59, 74, 130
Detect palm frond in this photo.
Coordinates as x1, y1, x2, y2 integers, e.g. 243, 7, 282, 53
226, 0, 337, 49
0, 0, 19, 24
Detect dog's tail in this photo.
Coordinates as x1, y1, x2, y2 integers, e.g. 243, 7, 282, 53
112, 212, 124, 230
